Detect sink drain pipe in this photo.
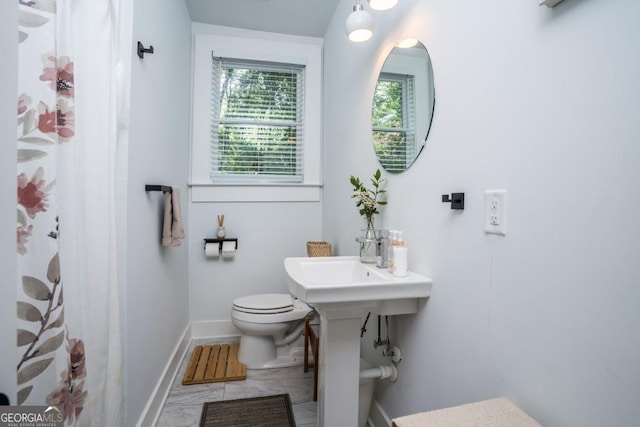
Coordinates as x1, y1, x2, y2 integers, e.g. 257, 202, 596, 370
359, 363, 398, 382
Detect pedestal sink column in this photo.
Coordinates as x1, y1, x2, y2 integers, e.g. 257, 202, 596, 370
316, 303, 371, 427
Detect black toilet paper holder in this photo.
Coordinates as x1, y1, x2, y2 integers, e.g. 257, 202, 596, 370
203, 238, 238, 252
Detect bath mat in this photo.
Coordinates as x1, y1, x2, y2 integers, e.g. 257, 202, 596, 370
183, 343, 246, 385
200, 394, 296, 427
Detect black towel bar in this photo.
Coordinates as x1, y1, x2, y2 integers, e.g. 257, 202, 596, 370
145, 185, 172, 193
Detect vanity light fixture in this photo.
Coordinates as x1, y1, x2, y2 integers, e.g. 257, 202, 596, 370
346, 0, 374, 42
396, 38, 418, 48
346, 0, 398, 42
368, 0, 398, 11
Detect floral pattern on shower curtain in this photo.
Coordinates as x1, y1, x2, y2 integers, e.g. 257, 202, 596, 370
16, 0, 123, 424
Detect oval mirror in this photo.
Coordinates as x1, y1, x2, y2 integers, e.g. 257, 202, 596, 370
371, 39, 435, 173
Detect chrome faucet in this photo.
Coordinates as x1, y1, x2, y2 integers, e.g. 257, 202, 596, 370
376, 230, 389, 268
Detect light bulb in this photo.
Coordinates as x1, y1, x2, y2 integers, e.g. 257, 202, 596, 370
368, 0, 398, 11
349, 28, 373, 42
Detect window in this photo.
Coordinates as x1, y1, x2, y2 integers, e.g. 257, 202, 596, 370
372, 72, 416, 173
211, 58, 304, 183
191, 32, 322, 202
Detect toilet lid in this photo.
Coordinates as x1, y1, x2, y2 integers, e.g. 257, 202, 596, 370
233, 293, 294, 314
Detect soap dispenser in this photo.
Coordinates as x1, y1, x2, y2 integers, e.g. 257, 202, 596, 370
388, 230, 407, 277
392, 242, 408, 277
386, 230, 401, 272
387, 230, 397, 272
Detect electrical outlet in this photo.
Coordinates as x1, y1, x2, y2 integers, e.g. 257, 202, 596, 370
485, 190, 507, 235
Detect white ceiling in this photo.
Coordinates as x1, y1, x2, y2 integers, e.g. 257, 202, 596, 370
185, 0, 343, 38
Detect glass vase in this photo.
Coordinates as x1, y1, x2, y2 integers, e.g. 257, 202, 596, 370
359, 215, 377, 263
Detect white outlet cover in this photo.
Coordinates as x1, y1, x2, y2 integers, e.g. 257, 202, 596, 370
485, 189, 507, 236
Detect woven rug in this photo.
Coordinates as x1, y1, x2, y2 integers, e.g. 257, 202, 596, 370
200, 394, 296, 427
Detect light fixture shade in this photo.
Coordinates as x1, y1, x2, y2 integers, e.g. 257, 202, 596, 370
346, 5, 374, 42
368, 0, 398, 11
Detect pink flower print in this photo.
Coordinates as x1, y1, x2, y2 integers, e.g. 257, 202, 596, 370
17, 93, 31, 115
40, 55, 74, 99
46, 378, 87, 423
55, 98, 75, 141
17, 167, 51, 219
17, 224, 33, 255
69, 339, 86, 380
37, 101, 56, 134
36, 100, 75, 142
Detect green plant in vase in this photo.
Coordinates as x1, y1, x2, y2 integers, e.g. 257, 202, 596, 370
350, 169, 387, 262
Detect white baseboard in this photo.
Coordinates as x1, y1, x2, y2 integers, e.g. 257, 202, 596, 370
135, 324, 192, 427
135, 320, 239, 427
190, 319, 238, 339
369, 398, 393, 427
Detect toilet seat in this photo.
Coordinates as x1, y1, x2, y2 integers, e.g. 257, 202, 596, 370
232, 293, 294, 315
231, 293, 313, 324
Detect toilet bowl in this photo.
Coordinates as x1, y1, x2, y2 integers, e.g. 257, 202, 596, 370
231, 293, 314, 369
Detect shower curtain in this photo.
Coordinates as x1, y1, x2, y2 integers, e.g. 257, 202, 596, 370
16, 0, 124, 424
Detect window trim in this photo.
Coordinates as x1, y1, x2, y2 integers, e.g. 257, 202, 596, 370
191, 32, 322, 202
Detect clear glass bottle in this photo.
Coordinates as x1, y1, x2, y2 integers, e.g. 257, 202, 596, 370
359, 214, 377, 263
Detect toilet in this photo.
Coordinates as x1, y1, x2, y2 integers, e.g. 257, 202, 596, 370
231, 293, 314, 369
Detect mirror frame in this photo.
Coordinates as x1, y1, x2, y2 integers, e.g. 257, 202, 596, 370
371, 39, 435, 174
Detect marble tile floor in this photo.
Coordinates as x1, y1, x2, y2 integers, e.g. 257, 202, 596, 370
156, 337, 318, 426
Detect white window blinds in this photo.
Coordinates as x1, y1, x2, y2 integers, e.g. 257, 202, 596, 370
210, 57, 305, 183
372, 72, 416, 173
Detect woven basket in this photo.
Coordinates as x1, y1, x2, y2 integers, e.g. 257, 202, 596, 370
306, 241, 331, 257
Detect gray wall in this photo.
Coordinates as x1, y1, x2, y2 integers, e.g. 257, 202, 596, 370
323, 0, 640, 425
0, 0, 18, 404
125, 0, 191, 423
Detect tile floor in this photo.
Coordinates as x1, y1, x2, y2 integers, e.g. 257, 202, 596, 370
156, 337, 318, 426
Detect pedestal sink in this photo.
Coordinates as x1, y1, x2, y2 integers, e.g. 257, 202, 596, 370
284, 256, 432, 427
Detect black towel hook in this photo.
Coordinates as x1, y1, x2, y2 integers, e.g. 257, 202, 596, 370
137, 41, 154, 59
442, 192, 465, 210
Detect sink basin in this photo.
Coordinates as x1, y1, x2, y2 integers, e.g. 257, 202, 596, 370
284, 256, 432, 304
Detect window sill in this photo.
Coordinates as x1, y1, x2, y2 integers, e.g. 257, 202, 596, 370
190, 183, 321, 202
